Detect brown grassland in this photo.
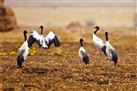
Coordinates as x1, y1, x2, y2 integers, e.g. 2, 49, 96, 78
0, 27, 137, 91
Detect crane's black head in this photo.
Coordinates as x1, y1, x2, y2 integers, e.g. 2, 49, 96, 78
80, 38, 83, 43
23, 30, 27, 35
94, 26, 100, 30
40, 25, 43, 30
80, 38, 84, 47
105, 32, 108, 36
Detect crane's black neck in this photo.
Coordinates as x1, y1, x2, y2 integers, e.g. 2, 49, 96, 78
40, 26, 44, 35
80, 39, 83, 47
41, 28, 43, 35
105, 32, 109, 41
23, 31, 27, 41
94, 27, 99, 34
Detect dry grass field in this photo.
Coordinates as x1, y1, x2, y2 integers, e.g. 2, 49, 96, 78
0, 27, 137, 91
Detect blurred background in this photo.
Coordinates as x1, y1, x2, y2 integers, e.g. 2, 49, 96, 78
2, 0, 137, 29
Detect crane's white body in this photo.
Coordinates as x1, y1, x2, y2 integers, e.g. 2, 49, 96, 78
18, 41, 29, 60
93, 33, 105, 50
79, 47, 89, 59
79, 45, 89, 65
105, 41, 117, 61
40, 35, 48, 48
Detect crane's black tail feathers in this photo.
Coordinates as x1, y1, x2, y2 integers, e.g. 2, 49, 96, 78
110, 51, 118, 65
101, 46, 106, 56
17, 55, 24, 68
112, 54, 118, 65
82, 53, 89, 65
53, 36, 61, 47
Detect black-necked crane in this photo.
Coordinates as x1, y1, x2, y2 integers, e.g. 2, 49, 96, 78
28, 25, 60, 49
105, 32, 118, 65
17, 30, 29, 68
39, 25, 48, 48
92, 26, 106, 55
79, 38, 89, 65
27, 26, 48, 48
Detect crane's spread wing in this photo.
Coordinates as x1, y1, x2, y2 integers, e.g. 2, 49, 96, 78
28, 35, 37, 48
45, 32, 60, 48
